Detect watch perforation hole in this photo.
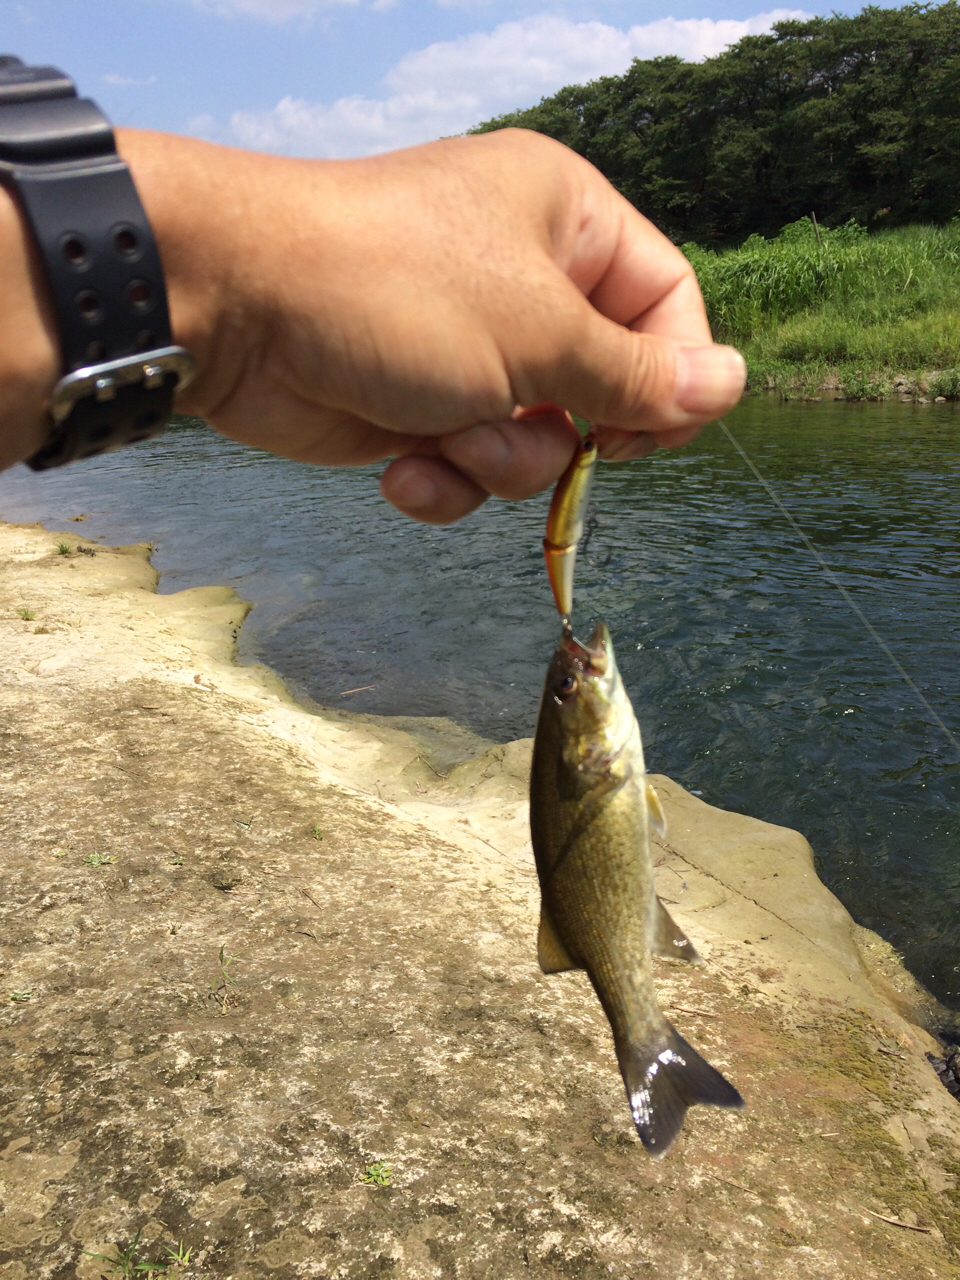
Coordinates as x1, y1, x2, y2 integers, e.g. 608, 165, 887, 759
114, 227, 139, 257
62, 235, 87, 267
75, 290, 103, 323
127, 280, 152, 312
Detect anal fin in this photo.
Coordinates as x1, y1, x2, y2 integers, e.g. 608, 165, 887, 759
652, 896, 701, 963
538, 904, 580, 974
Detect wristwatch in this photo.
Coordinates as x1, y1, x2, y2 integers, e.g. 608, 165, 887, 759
0, 54, 196, 470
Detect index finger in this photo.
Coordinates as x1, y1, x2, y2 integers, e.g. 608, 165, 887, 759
574, 180, 713, 346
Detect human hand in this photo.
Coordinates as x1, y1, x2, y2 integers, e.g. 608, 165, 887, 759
2, 127, 745, 519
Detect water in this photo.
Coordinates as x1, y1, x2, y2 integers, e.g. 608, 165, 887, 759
1, 402, 957, 1008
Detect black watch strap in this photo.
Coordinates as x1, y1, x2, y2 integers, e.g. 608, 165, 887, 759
0, 54, 195, 470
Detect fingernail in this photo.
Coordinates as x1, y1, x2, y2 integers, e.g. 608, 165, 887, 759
675, 346, 746, 415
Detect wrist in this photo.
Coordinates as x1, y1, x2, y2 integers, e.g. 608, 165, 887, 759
0, 183, 58, 468
113, 129, 271, 424
0, 125, 245, 471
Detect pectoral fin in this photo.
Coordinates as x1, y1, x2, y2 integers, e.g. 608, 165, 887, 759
538, 904, 581, 974
646, 781, 667, 839
652, 896, 701, 963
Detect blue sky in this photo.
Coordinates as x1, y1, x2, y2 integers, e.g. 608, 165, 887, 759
2, 0, 875, 157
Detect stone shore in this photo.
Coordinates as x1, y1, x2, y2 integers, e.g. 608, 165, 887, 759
1, 519, 959, 1280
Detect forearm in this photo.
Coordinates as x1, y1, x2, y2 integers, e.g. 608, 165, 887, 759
0, 124, 745, 524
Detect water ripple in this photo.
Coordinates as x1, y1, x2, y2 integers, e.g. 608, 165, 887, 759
1, 400, 957, 1006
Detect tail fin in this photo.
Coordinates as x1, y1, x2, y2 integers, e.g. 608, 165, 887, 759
616, 1023, 743, 1158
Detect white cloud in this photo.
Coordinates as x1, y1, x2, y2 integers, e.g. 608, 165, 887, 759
187, 112, 217, 137
229, 9, 811, 158
102, 73, 158, 87
189, 0, 354, 20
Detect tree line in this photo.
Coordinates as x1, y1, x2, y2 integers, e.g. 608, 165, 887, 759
471, 3, 960, 246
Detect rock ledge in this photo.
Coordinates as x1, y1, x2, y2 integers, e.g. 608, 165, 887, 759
1, 521, 958, 1280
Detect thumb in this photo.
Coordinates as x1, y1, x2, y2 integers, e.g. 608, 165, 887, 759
539, 306, 745, 441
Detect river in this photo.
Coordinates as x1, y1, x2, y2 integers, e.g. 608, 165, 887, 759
2, 399, 957, 1009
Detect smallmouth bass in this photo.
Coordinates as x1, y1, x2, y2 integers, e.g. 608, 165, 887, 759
530, 622, 743, 1156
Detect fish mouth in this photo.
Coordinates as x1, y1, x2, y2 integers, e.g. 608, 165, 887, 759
558, 621, 632, 771
563, 622, 611, 677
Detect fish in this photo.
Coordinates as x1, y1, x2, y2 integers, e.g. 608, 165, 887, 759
530, 621, 744, 1156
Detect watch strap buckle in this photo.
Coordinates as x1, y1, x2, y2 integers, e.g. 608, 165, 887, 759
50, 346, 196, 423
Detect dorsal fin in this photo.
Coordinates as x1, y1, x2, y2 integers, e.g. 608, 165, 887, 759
538, 904, 581, 974
652, 896, 701, 963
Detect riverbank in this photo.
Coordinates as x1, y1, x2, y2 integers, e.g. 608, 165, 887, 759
2, 519, 960, 1278
741, 365, 959, 403
684, 221, 960, 400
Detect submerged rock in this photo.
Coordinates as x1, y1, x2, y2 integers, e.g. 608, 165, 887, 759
929, 1052, 960, 1097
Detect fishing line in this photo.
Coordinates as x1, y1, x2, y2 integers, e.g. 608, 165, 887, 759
717, 418, 960, 759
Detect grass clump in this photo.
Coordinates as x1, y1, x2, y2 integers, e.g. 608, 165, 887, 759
83, 1229, 170, 1276
164, 1241, 193, 1267
928, 367, 960, 398
209, 944, 241, 1015
82, 850, 115, 867
684, 218, 960, 396
16, 608, 35, 621
360, 1160, 393, 1186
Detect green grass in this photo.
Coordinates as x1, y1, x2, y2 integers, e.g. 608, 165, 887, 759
164, 1241, 193, 1267
683, 218, 960, 398
83, 1230, 169, 1276
81, 1232, 199, 1277
360, 1160, 394, 1186
82, 850, 115, 867
16, 608, 35, 621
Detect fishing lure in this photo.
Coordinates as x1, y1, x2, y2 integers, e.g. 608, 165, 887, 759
543, 431, 597, 624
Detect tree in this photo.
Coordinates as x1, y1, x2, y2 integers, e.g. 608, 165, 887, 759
471, 3, 960, 245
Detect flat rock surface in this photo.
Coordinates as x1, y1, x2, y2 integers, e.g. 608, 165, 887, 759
1, 520, 959, 1280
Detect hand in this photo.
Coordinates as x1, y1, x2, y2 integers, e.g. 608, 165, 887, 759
3, 128, 745, 520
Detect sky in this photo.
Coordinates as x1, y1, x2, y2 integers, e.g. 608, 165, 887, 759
1, 0, 877, 158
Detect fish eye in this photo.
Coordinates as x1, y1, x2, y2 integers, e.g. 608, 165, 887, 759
555, 674, 578, 701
